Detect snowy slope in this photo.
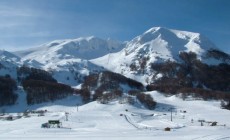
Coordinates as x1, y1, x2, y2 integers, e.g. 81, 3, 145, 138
0, 50, 20, 63
14, 36, 125, 64
0, 90, 230, 140
12, 37, 125, 85
91, 27, 221, 84
49, 59, 104, 86
0, 50, 21, 79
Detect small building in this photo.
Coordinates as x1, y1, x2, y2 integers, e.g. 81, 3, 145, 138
48, 120, 62, 128
164, 127, 171, 131
42, 120, 62, 128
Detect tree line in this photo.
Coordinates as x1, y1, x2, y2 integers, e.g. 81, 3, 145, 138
23, 79, 73, 105
0, 75, 18, 106
147, 51, 230, 103
79, 71, 144, 103
19, 66, 73, 105
77, 71, 157, 109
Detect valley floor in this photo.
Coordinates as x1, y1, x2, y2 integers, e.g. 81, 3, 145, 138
0, 91, 230, 140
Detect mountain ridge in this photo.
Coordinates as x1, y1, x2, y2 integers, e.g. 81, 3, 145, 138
1, 27, 229, 86
0, 26, 230, 112
91, 27, 227, 85
14, 36, 125, 64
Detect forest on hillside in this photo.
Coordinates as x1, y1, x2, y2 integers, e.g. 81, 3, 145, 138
147, 51, 230, 109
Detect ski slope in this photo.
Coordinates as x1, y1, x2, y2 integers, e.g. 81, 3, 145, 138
1, 91, 230, 140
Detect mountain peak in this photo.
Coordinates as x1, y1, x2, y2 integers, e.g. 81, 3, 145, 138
144, 26, 171, 34
125, 27, 217, 60
73, 36, 98, 42
144, 26, 203, 39
144, 26, 162, 33
143, 26, 201, 40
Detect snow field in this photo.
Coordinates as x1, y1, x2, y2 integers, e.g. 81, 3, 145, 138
1, 91, 230, 140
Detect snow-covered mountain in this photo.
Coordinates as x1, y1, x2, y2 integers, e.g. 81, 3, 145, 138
12, 37, 125, 85
1, 27, 230, 140
125, 27, 217, 60
5, 26, 228, 86
15, 36, 125, 65
91, 27, 225, 84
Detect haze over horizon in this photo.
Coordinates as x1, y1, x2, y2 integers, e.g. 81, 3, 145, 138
0, 0, 229, 53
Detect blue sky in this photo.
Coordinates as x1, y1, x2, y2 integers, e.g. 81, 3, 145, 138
0, 0, 229, 53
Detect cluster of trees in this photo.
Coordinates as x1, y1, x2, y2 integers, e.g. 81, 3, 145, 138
96, 90, 123, 104
100, 71, 144, 89
22, 80, 73, 105
79, 71, 144, 104
126, 89, 157, 109
0, 75, 18, 106
136, 93, 156, 110
78, 71, 157, 109
180, 88, 230, 101
92, 82, 121, 101
17, 66, 57, 83
207, 49, 230, 63
130, 57, 149, 74
148, 51, 230, 102
76, 88, 91, 103
18, 65, 74, 105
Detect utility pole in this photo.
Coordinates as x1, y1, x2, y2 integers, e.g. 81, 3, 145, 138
198, 119, 205, 126
65, 112, 69, 121
170, 108, 175, 122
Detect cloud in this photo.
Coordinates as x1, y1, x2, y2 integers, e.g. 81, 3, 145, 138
0, 23, 21, 28
0, 5, 34, 17
0, 4, 39, 31
0, 10, 32, 17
